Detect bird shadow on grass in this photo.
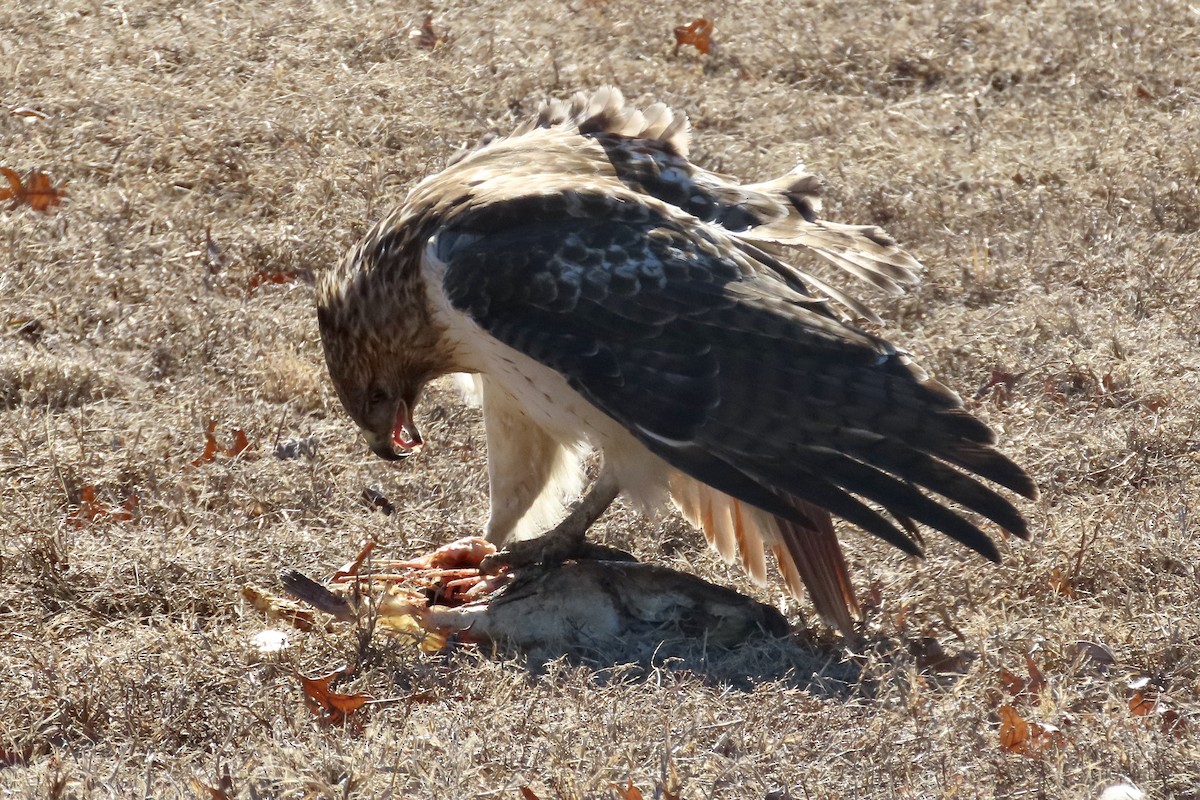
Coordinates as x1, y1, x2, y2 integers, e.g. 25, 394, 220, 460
510, 632, 862, 700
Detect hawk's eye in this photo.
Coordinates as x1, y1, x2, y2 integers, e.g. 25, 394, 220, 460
367, 387, 390, 407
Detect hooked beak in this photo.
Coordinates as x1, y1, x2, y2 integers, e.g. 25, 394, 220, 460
362, 401, 424, 462
364, 428, 409, 461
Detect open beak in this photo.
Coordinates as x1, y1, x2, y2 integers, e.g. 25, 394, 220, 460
364, 428, 409, 461
363, 402, 424, 462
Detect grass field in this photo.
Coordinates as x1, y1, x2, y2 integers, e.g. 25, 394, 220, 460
3, 0, 1199, 797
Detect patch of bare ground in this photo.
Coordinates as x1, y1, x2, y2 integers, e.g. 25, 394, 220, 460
2, 0, 1199, 797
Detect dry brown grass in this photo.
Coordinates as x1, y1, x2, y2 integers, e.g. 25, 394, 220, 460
3, 0, 1199, 797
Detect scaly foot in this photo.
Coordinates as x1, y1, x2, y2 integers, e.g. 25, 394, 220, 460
480, 535, 635, 574
480, 471, 632, 573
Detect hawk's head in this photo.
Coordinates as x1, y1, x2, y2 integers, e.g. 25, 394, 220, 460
317, 303, 428, 461
316, 236, 445, 462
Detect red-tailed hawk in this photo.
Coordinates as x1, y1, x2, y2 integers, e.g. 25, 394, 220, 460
316, 88, 1036, 633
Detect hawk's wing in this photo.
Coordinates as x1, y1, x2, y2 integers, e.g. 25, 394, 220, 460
436, 201, 1035, 565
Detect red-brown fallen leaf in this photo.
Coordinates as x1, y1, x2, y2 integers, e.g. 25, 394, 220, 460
999, 667, 1026, 698
1128, 688, 1188, 737
998, 653, 1047, 703
1128, 689, 1158, 716
892, 601, 910, 630
67, 485, 138, 527
1047, 566, 1076, 598
192, 421, 252, 465
228, 428, 250, 457
188, 768, 233, 800
1161, 708, 1187, 737
298, 667, 373, 725
0, 744, 38, 768
975, 368, 1023, 405
998, 704, 1064, 758
0, 167, 67, 213
673, 18, 714, 55
193, 420, 220, 465
1140, 394, 1167, 413
411, 13, 447, 48
612, 779, 646, 800
519, 788, 541, 800
1024, 653, 1047, 698
247, 269, 303, 289
860, 580, 884, 612
662, 759, 683, 800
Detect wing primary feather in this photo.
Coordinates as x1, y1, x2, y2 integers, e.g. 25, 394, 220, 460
819, 432, 1030, 536
744, 465, 926, 557
795, 449, 1002, 561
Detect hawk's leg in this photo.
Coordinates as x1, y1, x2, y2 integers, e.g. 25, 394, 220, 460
480, 470, 635, 573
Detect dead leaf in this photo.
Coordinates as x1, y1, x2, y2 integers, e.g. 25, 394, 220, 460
673, 18, 714, 55
1127, 686, 1188, 737
193, 422, 219, 465
612, 779, 646, 800
1128, 689, 1158, 716
999, 667, 1026, 698
910, 635, 968, 674
411, 14, 447, 49
861, 580, 884, 612
66, 485, 138, 527
0, 744, 39, 768
247, 269, 306, 289
9, 106, 48, 121
998, 705, 1064, 758
188, 768, 233, 800
192, 421, 252, 465
1140, 394, 1167, 413
1, 168, 23, 206
228, 428, 250, 457
662, 757, 682, 800
997, 653, 1046, 704
1161, 708, 1187, 738
519, 788, 541, 800
0, 167, 67, 213
1024, 653, 1047, 698
975, 368, 1022, 405
893, 601, 911, 631
1047, 567, 1076, 598
297, 667, 373, 725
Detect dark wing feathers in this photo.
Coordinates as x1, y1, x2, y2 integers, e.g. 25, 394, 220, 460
440, 207, 1034, 560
